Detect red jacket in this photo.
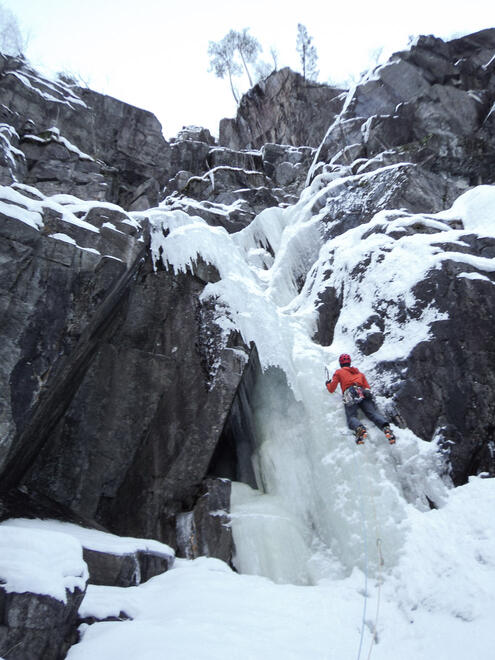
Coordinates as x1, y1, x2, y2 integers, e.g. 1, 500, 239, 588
326, 366, 370, 394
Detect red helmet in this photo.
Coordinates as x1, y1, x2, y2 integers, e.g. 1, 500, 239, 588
339, 353, 351, 366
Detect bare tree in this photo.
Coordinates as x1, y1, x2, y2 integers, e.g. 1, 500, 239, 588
208, 32, 242, 103
254, 60, 272, 83
296, 23, 319, 81
233, 28, 262, 87
0, 3, 27, 56
270, 46, 279, 72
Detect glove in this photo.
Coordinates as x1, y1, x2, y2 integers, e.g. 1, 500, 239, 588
325, 380, 331, 386
364, 388, 372, 399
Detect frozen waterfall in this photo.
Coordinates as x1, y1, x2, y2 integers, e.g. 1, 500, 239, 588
149, 170, 453, 587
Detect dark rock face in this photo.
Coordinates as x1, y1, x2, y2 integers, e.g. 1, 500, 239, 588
20, 130, 113, 201
0, 54, 170, 208
310, 29, 495, 189
0, 55, 320, 229
312, 284, 342, 347
388, 255, 495, 485
176, 478, 232, 563
316, 162, 460, 241
261, 143, 316, 190
162, 141, 315, 229
208, 346, 261, 489
83, 546, 173, 587
174, 125, 216, 145
219, 67, 346, 150
0, 586, 85, 660
0, 191, 249, 551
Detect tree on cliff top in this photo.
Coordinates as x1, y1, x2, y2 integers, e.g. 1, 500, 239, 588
296, 23, 318, 81
0, 3, 28, 56
208, 31, 243, 103
233, 28, 262, 87
208, 28, 263, 102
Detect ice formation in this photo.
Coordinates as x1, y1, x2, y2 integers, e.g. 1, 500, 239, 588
147, 177, 495, 587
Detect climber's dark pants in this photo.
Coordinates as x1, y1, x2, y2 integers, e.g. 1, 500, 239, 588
344, 398, 388, 432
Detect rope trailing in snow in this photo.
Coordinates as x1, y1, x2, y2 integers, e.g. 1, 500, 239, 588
354, 449, 369, 660
363, 449, 384, 660
354, 444, 385, 660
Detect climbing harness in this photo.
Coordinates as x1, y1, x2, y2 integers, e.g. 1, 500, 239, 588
343, 385, 366, 405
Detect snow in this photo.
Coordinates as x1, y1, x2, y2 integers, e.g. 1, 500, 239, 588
46, 233, 101, 255
0, 198, 43, 229
1, 518, 174, 558
6, 68, 87, 108
0, 525, 87, 603
0, 185, 136, 236
23, 127, 95, 161
49, 232, 77, 245
62, 479, 495, 660
438, 185, 495, 237
0, 479, 493, 658
0, 124, 25, 169
458, 271, 494, 283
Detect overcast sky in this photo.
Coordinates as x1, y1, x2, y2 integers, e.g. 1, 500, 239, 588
5, 0, 495, 139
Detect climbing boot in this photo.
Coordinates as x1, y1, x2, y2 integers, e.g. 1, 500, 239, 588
383, 425, 396, 445
355, 425, 367, 445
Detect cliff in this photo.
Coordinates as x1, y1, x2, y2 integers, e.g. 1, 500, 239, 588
0, 27, 495, 659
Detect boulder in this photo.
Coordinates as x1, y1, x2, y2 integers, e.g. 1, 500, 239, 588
82, 546, 173, 587
316, 163, 460, 240
169, 139, 211, 177
174, 125, 216, 145
161, 197, 254, 233
176, 478, 232, 563
0, 523, 87, 660
261, 143, 315, 190
128, 177, 160, 211
0, 586, 85, 660
208, 147, 263, 171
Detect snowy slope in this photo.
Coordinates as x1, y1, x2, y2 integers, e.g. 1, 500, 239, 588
4, 477, 488, 660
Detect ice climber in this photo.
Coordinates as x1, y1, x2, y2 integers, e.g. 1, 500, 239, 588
325, 353, 396, 445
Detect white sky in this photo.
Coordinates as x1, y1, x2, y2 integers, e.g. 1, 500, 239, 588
5, 0, 495, 139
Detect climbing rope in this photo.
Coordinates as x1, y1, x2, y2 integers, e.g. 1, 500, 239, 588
353, 442, 384, 660
354, 449, 368, 660
363, 448, 384, 660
